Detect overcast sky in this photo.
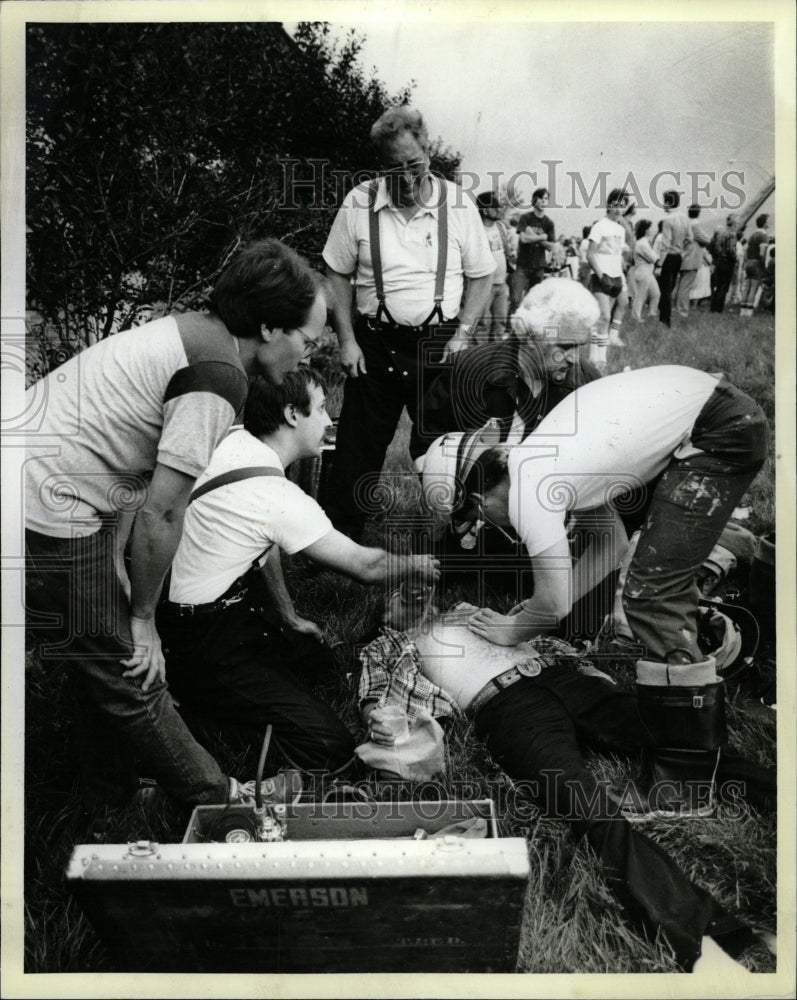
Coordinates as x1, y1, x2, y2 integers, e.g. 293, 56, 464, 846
288, 18, 776, 236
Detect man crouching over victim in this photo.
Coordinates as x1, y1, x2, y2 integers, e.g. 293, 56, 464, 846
424, 278, 768, 821
358, 588, 775, 973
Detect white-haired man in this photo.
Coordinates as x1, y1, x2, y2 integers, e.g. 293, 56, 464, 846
414, 277, 603, 462
322, 107, 496, 542
416, 279, 604, 612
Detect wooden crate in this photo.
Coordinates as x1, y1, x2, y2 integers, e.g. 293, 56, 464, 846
66, 799, 529, 973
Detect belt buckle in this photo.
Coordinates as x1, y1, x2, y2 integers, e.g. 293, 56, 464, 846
517, 658, 541, 678
178, 604, 195, 617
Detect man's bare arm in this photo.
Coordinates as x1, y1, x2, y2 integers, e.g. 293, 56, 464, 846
122, 462, 196, 690
326, 268, 366, 377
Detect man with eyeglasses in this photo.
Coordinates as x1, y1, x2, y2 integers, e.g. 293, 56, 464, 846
24, 238, 330, 809
322, 107, 496, 542
158, 368, 440, 780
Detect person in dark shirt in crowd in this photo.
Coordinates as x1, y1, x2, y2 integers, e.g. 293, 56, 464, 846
509, 188, 555, 311
709, 214, 739, 314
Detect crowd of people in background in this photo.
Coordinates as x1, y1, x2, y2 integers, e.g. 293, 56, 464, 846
475, 185, 776, 372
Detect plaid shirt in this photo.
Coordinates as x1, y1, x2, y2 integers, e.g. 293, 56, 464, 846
357, 627, 461, 723
358, 623, 600, 722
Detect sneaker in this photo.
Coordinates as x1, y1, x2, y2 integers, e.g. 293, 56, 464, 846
229, 770, 303, 805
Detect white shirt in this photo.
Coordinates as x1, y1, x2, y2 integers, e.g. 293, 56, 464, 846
322, 176, 495, 326
507, 366, 721, 557
588, 217, 628, 277
169, 431, 332, 604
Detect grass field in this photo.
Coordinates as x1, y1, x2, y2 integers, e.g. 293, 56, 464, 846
22, 303, 777, 977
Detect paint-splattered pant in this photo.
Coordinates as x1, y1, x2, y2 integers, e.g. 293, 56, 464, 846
622, 377, 768, 661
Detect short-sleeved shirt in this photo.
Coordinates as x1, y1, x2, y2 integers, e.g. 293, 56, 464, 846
745, 228, 768, 263
25, 314, 247, 537
483, 221, 508, 284
588, 217, 627, 277
507, 366, 720, 557
660, 212, 691, 256
169, 431, 332, 604
516, 211, 555, 271
322, 176, 495, 327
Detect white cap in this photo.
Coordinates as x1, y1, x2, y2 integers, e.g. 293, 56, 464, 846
511, 277, 599, 344
420, 421, 503, 515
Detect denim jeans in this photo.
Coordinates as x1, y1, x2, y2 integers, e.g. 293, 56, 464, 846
25, 525, 230, 806
622, 379, 768, 661
474, 662, 757, 970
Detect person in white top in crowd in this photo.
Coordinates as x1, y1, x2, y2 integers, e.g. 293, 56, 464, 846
474, 190, 512, 344
586, 188, 630, 369
630, 219, 661, 320
656, 189, 691, 327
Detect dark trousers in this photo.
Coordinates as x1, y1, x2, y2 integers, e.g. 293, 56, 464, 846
25, 526, 230, 806
657, 253, 682, 326
509, 265, 546, 313
325, 316, 455, 541
710, 260, 735, 313
474, 662, 763, 970
158, 598, 355, 773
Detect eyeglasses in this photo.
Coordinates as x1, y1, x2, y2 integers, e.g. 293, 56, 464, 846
295, 328, 321, 360
381, 159, 427, 179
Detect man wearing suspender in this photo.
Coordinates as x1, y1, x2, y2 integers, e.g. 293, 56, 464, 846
322, 107, 496, 542
158, 369, 440, 778
24, 240, 327, 808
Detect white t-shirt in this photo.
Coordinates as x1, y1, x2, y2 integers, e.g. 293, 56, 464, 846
507, 366, 721, 557
322, 177, 495, 326
25, 314, 246, 537
588, 217, 627, 277
169, 431, 332, 604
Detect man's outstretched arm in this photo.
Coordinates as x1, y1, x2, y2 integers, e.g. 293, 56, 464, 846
467, 536, 573, 646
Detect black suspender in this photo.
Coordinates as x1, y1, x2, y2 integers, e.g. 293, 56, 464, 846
187, 465, 287, 576
188, 466, 284, 506
368, 178, 449, 327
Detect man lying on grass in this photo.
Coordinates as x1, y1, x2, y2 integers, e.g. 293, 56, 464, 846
158, 367, 439, 786
358, 589, 775, 974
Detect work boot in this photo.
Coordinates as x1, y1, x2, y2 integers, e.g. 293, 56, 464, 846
635, 655, 725, 818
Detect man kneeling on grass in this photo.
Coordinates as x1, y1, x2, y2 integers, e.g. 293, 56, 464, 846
358, 590, 775, 973
158, 368, 439, 790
